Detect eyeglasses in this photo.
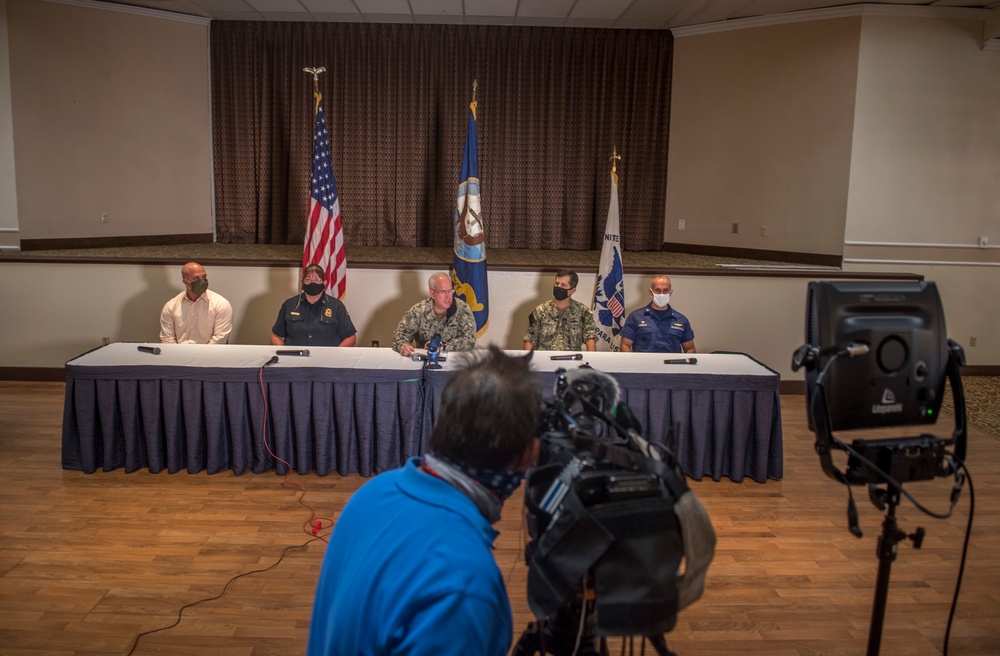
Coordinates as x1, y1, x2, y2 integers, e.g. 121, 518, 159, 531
430, 288, 454, 296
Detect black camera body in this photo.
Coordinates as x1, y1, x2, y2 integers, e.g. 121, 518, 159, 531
519, 367, 714, 646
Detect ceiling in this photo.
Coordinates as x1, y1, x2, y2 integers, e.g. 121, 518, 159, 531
91, 0, 1000, 30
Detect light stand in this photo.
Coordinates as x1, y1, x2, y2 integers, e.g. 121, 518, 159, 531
799, 340, 967, 656
866, 485, 924, 655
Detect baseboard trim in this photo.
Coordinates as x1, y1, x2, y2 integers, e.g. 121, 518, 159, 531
780, 380, 806, 395
0, 368, 67, 382
664, 243, 842, 269
19, 233, 214, 251
963, 365, 1000, 376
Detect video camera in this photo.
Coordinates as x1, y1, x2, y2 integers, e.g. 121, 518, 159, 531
515, 366, 715, 656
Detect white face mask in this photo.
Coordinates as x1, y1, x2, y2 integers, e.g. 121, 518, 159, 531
652, 292, 671, 308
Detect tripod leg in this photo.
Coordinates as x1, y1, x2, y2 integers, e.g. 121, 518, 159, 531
646, 634, 677, 656
511, 621, 543, 656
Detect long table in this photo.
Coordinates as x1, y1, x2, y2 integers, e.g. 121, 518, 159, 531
423, 351, 783, 482
62, 344, 782, 482
62, 343, 425, 476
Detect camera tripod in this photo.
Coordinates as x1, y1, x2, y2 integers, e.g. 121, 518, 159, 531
511, 595, 676, 656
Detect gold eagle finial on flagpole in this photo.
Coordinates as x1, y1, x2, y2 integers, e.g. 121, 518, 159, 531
610, 146, 622, 185
470, 79, 478, 121
304, 67, 327, 114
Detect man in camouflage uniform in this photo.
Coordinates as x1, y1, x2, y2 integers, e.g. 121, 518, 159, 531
522, 270, 597, 352
393, 272, 477, 357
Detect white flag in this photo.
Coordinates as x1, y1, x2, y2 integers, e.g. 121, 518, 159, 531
592, 172, 625, 351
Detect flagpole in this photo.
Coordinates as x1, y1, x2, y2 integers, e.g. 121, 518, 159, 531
470, 79, 478, 120
303, 66, 327, 115
452, 79, 489, 337
302, 65, 348, 300
593, 146, 625, 351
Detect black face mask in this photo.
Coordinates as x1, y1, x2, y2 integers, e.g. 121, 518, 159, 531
552, 286, 570, 301
303, 282, 325, 296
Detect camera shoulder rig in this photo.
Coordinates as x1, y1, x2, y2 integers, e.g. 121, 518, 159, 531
523, 434, 715, 637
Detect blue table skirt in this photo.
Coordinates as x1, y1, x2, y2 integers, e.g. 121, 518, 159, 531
63, 352, 782, 482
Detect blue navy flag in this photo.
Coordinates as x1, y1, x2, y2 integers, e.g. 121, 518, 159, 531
593, 171, 624, 351
451, 103, 489, 337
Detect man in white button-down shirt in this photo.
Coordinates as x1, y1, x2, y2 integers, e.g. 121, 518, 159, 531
159, 262, 233, 344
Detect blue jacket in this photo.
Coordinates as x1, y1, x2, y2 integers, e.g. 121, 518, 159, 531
307, 457, 512, 655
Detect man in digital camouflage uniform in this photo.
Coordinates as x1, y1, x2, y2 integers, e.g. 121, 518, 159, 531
522, 269, 597, 352
393, 272, 477, 357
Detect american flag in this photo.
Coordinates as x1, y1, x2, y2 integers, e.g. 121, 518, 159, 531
303, 99, 346, 299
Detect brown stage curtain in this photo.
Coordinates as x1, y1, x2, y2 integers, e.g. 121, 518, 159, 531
211, 22, 671, 251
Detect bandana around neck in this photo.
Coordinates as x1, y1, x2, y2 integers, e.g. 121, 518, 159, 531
423, 452, 526, 524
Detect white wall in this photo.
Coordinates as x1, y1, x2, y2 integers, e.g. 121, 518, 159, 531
846, 15, 1000, 245
666, 16, 862, 256
0, 262, 818, 378
842, 14, 1000, 363
6, 0, 212, 241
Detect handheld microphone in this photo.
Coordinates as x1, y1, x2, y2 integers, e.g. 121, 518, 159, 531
137, 346, 161, 355
263, 355, 279, 367
412, 353, 446, 362
276, 349, 310, 356
426, 334, 443, 369
550, 353, 583, 361
664, 357, 697, 365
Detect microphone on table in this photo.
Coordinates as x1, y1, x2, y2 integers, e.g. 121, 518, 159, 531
550, 353, 583, 361
263, 355, 279, 367
137, 346, 161, 355
276, 349, 310, 356
664, 357, 697, 365
411, 352, 447, 363
425, 334, 443, 369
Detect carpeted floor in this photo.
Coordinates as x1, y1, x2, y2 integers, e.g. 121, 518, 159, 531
940, 376, 1000, 441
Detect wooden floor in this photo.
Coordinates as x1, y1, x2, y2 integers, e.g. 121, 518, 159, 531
1, 382, 998, 655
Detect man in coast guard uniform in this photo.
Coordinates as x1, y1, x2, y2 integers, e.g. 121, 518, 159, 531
620, 275, 696, 354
